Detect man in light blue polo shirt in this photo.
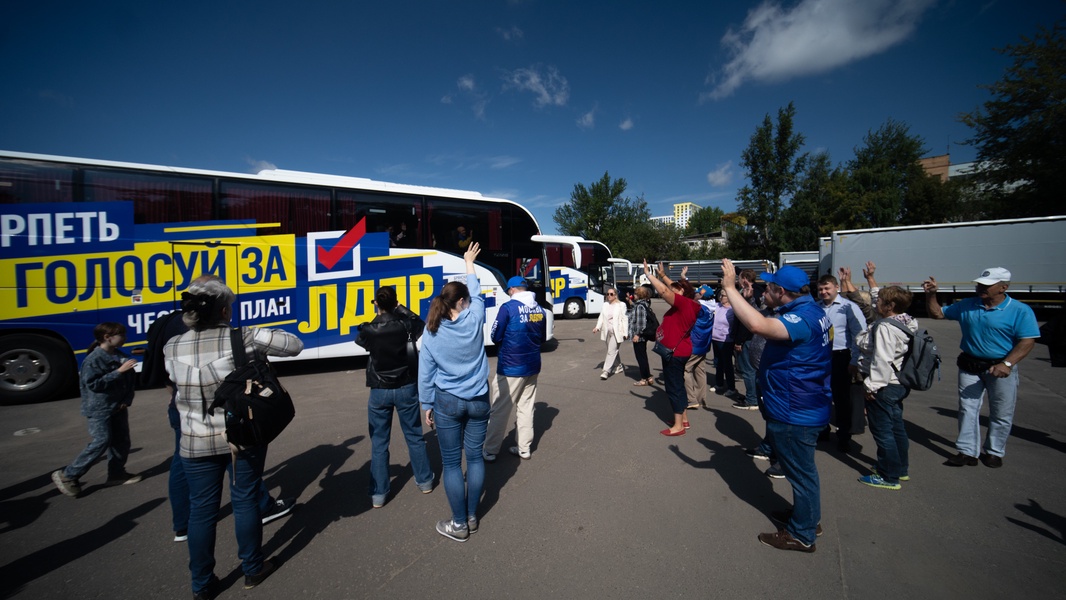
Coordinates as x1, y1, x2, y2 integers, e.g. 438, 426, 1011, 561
924, 267, 1040, 468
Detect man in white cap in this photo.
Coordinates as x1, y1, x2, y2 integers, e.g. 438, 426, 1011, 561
483, 276, 547, 461
923, 267, 1040, 468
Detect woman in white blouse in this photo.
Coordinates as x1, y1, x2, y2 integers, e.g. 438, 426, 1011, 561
593, 287, 629, 380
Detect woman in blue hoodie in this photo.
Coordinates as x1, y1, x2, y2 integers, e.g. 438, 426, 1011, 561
420, 242, 489, 542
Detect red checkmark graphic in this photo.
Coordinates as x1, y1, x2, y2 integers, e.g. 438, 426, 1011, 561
316, 219, 366, 269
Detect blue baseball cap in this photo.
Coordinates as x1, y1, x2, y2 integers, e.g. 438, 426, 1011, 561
697, 284, 714, 297
760, 266, 809, 293
507, 276, 527, 289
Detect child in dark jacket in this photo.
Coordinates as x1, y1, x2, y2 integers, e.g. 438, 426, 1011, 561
52, 322, 142, 497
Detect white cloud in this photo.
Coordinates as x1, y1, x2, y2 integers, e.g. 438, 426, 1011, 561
445, 74, 489, 119
247, 158, 277, 173
704, 0, 935, 100
619, 117, 634, 131
577, 107, 596, 130
502, 65, 570, 107
707, 161, 733, 187
457, 74, 476, 91
496, 26, 524, 42
426, 153, 522, 171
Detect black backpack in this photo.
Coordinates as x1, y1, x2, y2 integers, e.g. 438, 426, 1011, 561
642, 305, 660, 340
874, 318, 941, 391
208, 328, 295, 447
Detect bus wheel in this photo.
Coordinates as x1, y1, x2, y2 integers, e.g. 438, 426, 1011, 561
564, 298, 585, 319
0, 335, 76, 405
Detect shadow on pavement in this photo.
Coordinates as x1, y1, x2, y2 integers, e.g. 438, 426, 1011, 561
0, 497, 166, 598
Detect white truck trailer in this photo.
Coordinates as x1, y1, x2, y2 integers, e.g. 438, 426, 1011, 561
825, 216, 1066, 310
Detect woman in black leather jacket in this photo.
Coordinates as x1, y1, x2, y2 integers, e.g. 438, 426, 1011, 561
355, 286, 435, 508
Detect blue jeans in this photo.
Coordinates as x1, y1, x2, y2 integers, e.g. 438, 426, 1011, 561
168, 404, 191, 533
368, 384, 434, 503
865, 384, 910, 483
957, 367, 1018, 457
169, 404, 274, 533
181, 447, 267, 594
765, 419, 821, 546
433, 389, 490, 524
661, 355, 688, 414
64, 409, 131, 480
735, 341, 758, 405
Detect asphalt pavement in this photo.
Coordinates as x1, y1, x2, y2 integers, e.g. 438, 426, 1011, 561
1, 301, 1064, 599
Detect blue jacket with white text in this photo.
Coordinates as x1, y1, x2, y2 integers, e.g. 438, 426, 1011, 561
491, 291, 547, 377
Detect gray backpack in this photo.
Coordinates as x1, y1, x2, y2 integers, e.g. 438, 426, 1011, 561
874, 318, 941, 391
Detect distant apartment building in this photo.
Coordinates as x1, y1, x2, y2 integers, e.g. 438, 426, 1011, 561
650, 201, 700, 229
649, 214, 675, 227
673, 202, 699, 230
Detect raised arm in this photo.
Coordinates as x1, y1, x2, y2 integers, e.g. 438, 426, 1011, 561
643, 260, 676, 306
721, 259, 789, 340
922, 276, 945, 319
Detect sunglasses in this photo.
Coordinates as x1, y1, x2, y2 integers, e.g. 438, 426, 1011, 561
607, 292, 616, 296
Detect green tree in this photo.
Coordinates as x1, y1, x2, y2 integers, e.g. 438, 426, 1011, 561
553, 172, 667, 260
848, 119, 928, 228
685, 205, 726, 235
731, 102, 806, 259
552, 171, 632, 240
900, 173, 962, 225
778, 151, 848, 251
959, 19, 1066, 217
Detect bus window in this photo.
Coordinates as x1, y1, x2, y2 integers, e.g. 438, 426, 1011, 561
220, 182, 330, 237
336, 191, 422, 248
83, 170, 213, 224
0, 160, 74, 204
426, 197, 505, 272
426, 198, 503, 253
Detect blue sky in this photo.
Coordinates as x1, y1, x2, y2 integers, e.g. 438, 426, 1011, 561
3, 0, 1061, 235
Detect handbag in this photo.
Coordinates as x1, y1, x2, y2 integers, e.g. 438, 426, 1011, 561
209, 328, 295, 448
402, 319, 418, 373
652, 341, 676, 360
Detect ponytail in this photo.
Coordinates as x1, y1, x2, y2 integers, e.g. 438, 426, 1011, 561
88, 322, 125, 353
425, 281, 470, 333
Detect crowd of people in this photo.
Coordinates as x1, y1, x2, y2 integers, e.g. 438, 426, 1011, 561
49, 252, 1039, 596
585, 259, 1040, 552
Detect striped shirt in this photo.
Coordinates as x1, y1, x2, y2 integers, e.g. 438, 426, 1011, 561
164, 325, 303, 458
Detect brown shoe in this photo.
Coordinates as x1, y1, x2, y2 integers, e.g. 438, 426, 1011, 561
758, 529, 816, 553
945, 452, 978, 467
770, 510, 823, 537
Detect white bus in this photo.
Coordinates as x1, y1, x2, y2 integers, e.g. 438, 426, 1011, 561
0, 150, 555, 404
531, 236, 616, 319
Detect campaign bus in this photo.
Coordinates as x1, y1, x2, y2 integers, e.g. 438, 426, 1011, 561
0, 150, 555, 404
531, 236, 614, 319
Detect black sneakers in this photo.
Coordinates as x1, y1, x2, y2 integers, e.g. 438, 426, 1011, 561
244, 558, 277, 589
262, 498, 295, 524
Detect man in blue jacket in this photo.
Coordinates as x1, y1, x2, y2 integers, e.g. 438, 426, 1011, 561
722, 261, 831, 553
483, 276, 548, 461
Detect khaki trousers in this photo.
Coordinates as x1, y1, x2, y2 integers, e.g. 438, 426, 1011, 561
484, 373, 539, 454
685, 353, 707, 407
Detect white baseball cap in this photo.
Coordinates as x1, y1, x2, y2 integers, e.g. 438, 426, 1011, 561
974, 267, 1011, 285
